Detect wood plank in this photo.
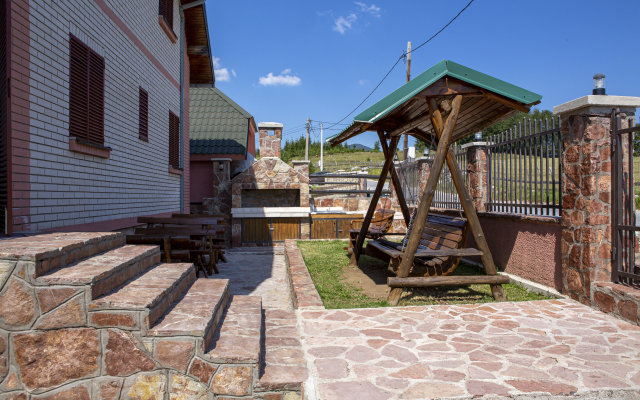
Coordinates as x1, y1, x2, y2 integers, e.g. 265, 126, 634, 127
135, 227, 225, 235
388, 274, 510, 287
428, 97, 507, 302
426, 215, 467, 227
481, 90, 530, 113
367, 240, 402, 258
387, 95, 463, 306
424, 222, 464, 235
422, 227, 462, 241
337, 219, 351, 239
139, 217, 228, 227
312, 219, 335, 239
312, 214, 364, 219
125, 235, 190, 244
242, 218, 270, 242
273, 218, 300, 241
350, 133, 400, 265
414, 248, 483, 258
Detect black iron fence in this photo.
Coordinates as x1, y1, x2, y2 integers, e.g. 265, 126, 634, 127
486, 117, 562, 216
396, 158, 421, 208
426, 144, 466, 210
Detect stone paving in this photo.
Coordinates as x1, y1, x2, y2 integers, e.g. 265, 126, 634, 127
220, 249, 293, 309
298, 300, 640, 399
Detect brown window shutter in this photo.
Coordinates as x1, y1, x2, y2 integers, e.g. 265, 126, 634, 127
69, 35, 89, 142
69, 34, 105, 147
159, 0, 173, 30
87, 51, 105, 146
139, 87, 148, 140
169, 111, 180, 168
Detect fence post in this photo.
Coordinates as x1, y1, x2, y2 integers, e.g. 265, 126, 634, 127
553, 96, 638, 309
462, 142, 489, 212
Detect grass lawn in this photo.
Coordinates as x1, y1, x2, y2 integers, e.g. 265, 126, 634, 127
297, 240, 553, 309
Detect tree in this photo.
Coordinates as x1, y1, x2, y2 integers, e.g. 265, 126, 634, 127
373, 141, 381, 152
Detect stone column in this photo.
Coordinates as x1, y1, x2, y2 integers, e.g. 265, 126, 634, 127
462, 142, 490, 212
554, 95, 640, 306
258, 122, 283, 158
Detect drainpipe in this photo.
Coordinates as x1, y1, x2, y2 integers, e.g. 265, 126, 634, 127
179, 0, 206, 213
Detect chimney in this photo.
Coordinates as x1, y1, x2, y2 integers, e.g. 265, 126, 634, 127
258, 122, 283, 159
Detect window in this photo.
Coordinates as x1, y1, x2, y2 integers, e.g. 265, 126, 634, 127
159, 0, 173, 30
169, 111, 180, 169
69, 34, 105, 146
138, 87, 148, 140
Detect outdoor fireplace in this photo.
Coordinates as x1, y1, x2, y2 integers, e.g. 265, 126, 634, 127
230, 123, 311, 246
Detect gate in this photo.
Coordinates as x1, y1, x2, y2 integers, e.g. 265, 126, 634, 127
611, 110, 640, 284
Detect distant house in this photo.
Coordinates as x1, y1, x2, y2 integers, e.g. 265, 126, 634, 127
0, 0, 215, 233
189, 87, 257, 204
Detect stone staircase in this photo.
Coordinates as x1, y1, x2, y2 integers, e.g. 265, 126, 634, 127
0, 232, 305, 399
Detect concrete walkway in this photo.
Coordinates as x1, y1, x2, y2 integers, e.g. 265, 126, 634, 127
298, 300, 640, 399
217, 249, 293, 309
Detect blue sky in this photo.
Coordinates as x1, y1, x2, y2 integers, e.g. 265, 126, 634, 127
205, 0, 640, 150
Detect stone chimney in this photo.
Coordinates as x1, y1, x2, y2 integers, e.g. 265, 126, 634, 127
258, 122, 283, 158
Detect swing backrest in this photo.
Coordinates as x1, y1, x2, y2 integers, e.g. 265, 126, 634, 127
403, 213, 468, 249
370, 208, 395, 234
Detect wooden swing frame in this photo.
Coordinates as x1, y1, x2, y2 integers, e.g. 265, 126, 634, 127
331, 61, 542, 306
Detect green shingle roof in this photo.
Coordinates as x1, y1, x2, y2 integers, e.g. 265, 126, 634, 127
189, 87, 256, 155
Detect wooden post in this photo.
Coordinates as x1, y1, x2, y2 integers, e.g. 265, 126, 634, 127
387, 95, 463, 305
403, 41, 411, 161
380, 135, 411, 226
350, 133, 400, 266
427, 98, 507, 301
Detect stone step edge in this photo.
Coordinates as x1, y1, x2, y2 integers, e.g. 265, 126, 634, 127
35, 245, 161, 298
147, 279, 232, 354
205, 295, 263, 365
34, 233, 127, 278
89, 263, 197, 330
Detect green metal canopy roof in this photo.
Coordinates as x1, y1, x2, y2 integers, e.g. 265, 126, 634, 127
190, 87, 257, 155
328, 60, 542, 145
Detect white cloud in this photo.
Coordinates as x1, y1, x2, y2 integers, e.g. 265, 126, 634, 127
232, 69, 237, 77
259, 72, 301, 87
354, 2, 380, 17
212, 56, 233, 82
359, 79, 368, 85
281, 68, 292, 75
333, 14, 357, 34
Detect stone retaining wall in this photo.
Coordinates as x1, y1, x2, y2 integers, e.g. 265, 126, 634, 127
592, 282, 640, 326
283, 240, 324, 310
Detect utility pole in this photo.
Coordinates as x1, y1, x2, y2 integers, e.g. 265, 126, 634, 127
403, 41, 411, 161
320, 122, 324, 171
305, 117, 310, 161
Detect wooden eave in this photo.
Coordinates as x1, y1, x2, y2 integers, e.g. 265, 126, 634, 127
182, 1, 214, 85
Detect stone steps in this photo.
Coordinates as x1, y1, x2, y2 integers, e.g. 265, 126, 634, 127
147, 278, 230, 352
37, 244, 160, 298
90, 263, 196, 328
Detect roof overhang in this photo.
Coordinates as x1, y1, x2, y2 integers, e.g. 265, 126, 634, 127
328, 60, 541, 146
182, 0, 215, 86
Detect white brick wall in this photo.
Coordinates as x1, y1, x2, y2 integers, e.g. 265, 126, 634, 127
24, 0, 184, 231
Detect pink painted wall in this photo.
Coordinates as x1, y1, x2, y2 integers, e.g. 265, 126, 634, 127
190, 161, 214, 203
462, 213, 562, 291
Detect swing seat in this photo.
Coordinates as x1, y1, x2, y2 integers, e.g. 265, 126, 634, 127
348, 209, 395, 252
365, 214, 482, 277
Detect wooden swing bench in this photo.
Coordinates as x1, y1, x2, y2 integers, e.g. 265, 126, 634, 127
365, 214, 479, 276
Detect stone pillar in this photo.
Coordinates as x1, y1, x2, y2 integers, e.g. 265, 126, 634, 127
553, 95, 640, 305
292, 160, 311, 240
203, 159, 232, 244
258, 122, 283, 158
462, 142, 490, 212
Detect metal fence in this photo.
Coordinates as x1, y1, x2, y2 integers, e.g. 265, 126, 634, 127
396, 158, 421, 207
426, 144, 467, 210
486, 117, 562, 216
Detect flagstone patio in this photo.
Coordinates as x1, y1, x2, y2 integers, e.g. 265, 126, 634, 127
297, 300, 640, 400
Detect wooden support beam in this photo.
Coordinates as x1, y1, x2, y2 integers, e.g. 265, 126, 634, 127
330, 123, 372, 147
427, 98, 507, 302
388, 275, 510, 288
187, 45, 209, 56
387, 95, 463, 306
481, 90, 530, 113
416, 77, 483, 98
380, 133, 411, 226
350, 133, 400, 266
388, 114, 432, 138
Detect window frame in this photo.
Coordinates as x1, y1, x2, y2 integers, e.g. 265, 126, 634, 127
138, 87, 149, 141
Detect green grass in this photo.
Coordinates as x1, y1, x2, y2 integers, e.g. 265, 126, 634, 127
297, 240, 553, 309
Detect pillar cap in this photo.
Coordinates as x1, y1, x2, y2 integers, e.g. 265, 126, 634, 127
292, 160, 310, 164
258, 122, 283, 129
461, 141, 489, 150
553, 95, 640, 116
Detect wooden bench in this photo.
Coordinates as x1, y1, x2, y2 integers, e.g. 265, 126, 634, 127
348, 208, 395, 253
136, 216, 227, 276
365, 214, 482, 277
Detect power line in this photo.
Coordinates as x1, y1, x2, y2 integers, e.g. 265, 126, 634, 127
325, 0, 475, 131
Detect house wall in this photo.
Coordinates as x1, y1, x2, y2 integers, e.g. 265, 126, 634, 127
190, 161, 214, 202
11, 0, 187, 232
247, 121, 256, 157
